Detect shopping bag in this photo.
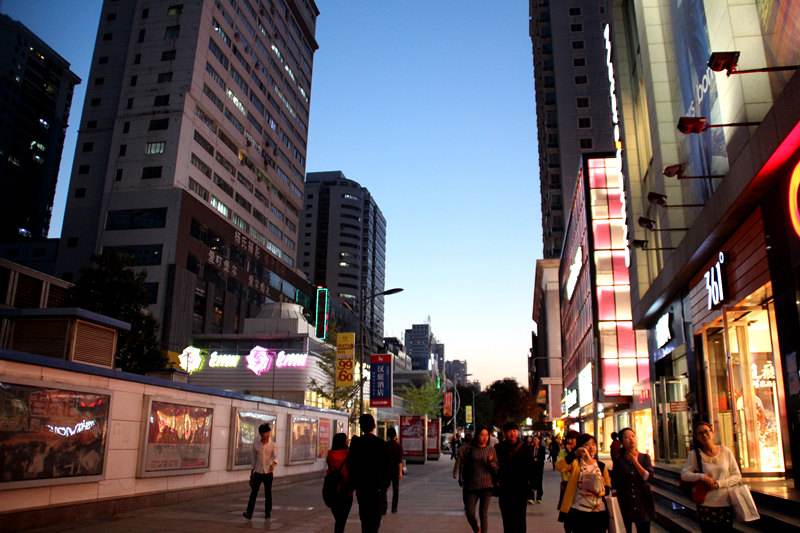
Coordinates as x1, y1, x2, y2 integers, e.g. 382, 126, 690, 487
729, 484, 760, 522
606, 495, 625, 533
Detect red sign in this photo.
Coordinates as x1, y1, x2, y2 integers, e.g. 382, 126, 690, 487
400, 415, 427, 461
443, 391, 453, 417
318, 418, 332, 458
427, 418, 441, 460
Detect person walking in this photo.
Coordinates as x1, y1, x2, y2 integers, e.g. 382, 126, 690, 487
555, 430, 580, 532
613, 428, 655, 533
326, 433, 353, 533
549, 437, 560, 471
680, 421, 741, 533
495, 421, 534, 533
451, 434, 462, 461
455, 425, 499, 533
385, 427, 403, 514
559, 433, 611, 533
243, 423, 277, 520
530, 435, 546, 503
348, 414, 391, 533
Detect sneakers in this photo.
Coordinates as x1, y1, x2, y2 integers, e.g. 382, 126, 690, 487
536, 499, 542, 504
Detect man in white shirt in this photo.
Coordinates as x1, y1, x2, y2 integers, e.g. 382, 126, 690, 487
243, 423, 277, 520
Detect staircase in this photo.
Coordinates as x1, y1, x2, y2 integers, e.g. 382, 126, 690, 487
651, 466, 800, 532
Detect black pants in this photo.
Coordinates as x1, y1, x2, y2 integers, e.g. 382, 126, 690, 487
531, 470, 543, 501
463, 488, 492, 533
567, 508, 608, 533
331, 495, 353, 533
623, 518, 651, 533
245, 472, 273, 517
389, 474, 400, 512
697, 505, 734, 533
356, 488, 386, 533
498, 491, 528, 533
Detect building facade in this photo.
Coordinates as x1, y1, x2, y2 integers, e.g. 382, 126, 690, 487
612, 0, 800, 486
299, 170, 387, 352
54, 0, 319, 358
529, 0, 614, 258
445, 359, 467, 387
0, 15, 79, 242
404, 323, 433, 372
531, 258, 563, 426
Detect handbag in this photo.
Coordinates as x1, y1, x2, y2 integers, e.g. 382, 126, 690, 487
679, 448, 708, 504
606, 495, 625, 533
729, 484, 760, 522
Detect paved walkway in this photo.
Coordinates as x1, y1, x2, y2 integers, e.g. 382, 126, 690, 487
34, 457, 664, 532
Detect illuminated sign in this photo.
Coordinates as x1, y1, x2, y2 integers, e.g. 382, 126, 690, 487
179, 346, 203, 374
209, 352, 240, 368
789, 160, 800, 238
566, 246, 582, 300
578, 364, 593, 407
655, 312, 672, 349
314, 287, 329, 339
47, 419, 96, 437
563, 388, 578, 410
704, 252, 726, 310
178, 345, 308, 376
603, 24, 622, 163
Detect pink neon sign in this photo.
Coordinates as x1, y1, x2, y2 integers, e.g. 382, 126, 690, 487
246, 346, 309, 376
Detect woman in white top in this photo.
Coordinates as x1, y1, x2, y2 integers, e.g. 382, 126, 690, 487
243, 423, 278, 520
680, 422, 741, 532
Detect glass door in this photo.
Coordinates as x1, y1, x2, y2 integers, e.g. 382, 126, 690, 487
703, 326, 735, 451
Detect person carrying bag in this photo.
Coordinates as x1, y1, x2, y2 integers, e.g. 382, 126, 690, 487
729, 483, 760, 523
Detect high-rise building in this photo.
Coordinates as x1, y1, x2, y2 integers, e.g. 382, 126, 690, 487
0, 14, 80, 242
529, 0, 614, 258
531, 258, 562, 422
404, 323, 432, 371
300, 170, 387, 351
445, 359, 467, 387
56, 0, 319, 356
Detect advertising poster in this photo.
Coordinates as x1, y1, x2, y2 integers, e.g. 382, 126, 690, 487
400, 415, 427, 464
318, 418, 332, 458
369, 354, 393, 408
0, 381, 110, 489
426, 418, 441, 460
335, 332, 356, 388
671, 0, 728, 198
139, 398, 213, 477
286, 414, 318, 464
228, 408, 277, 470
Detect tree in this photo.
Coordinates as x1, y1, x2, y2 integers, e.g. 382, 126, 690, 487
307, 324, 362, 423
483, 378, 537, 428
66, 252, 166, 374
399, 380, 442, 418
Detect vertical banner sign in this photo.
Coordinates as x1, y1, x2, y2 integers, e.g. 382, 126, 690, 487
465, 405, 473, 425
369, 354, 393, 408
427, 418, 441, 460
335, 332, 356, 388
400, 415, 427, 464
443, 391, 453, 418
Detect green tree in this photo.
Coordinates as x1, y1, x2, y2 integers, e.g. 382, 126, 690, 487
66, 252, 166, 374
484, 378, 537, 428
307, 324, 362, 423
399, 380, 442, 418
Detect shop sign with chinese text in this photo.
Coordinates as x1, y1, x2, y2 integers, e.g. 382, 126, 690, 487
335, 332, 356, 388
369, 354, 393, 408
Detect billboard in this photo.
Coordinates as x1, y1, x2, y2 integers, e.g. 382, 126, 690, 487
443, 391, 453, 418
228, 408, 277, 470
426, 418, 441, 460
335, 332, 356, 388
400, 415, 427, 464
286, 414, 318, 464
318, 418, 332, 459
369, 354, 393, 408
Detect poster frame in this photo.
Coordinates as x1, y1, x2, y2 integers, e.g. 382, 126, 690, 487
285, 413, 318, 465
0, 376, 112, 490
400, 415, 428, 465
317, 417, 332, 459
227, 406, 278, 471
137, 395, 214, 478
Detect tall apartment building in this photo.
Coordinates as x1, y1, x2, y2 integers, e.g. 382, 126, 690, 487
0, 15, 79, 242
529, 0, 614, 258
404, 323, 433, 372
300, 170, 387, 351
56, 0, 319, 356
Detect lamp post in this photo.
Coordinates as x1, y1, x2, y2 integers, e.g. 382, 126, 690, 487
356, 287, 403, 414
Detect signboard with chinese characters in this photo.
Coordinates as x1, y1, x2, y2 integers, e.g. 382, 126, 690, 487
335, 332, 356, 388
228, 408, 277, 470
400, 415, 427, 464
138, 397, 213, 477
465, 405, 473, 425
369, 354, 393, 408
0, 380, 110, 490
286, 414, 318, 465
443, 391, 453, 418
426, 418, 441, 460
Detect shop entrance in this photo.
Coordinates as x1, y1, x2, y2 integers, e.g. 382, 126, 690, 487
701, 283, 787, 474
655, 376, 690, 463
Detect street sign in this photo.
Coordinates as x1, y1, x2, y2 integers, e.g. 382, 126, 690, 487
335, 332, 356, 387
465, 405, 473, 424
369, 354, 393, 408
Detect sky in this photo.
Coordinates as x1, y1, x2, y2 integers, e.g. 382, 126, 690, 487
1, 0, 542, 388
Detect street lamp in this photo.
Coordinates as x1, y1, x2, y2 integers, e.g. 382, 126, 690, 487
355, 287, 403, 415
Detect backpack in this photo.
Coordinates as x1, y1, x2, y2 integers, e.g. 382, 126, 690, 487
322, 463, 346, 508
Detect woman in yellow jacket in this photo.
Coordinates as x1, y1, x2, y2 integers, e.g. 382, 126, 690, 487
558, 433, 611, 533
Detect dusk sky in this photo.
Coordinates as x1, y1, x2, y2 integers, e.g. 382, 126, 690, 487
2, 0, 542, 387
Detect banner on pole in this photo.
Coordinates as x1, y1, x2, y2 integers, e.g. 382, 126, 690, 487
465, 405, 473, 424
369, 354, 393, 408
443, 391, 453, 418
335, 332, 356, 387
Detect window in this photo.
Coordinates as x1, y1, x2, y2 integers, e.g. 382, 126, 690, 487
575, 75, 588, 84
577, 97, 590, 108
102, 32, 112, 41
82, 142, 94, 152
153, 94, 170, 106
90, 97, 101, 107
106, 208, 168, 230
74, 188, 86, 198
580, 138, 593, 149
161, 50, 176, 61
126, 97, 133, 109
570, 23, 583, 32
213, 173, 233, 196
98, 56, 109, 64
167, 4, 183, 15
118, 144, 127, 156
193, 130, 214, 155
141, 8, 149, 18
188, 177, 210, 201
572, 41, 584, 50
190, 153, 211, 177
103, 244, 163, 266
148, 118, 169, 131
87, 120, 97, 129
145, 141, 166, 155
164, 25, 180, 39
130, 75, 137, 86
211, 195, 230, 217
78, 164, 90, 175
134, 53, 141, 65
95, 77, 105, 86
578, 117, 592, 128
157, 72, 173, 83
123, 121, 130, 133
138, 29, 145, 43
141, 166, 163, 179
569, 7, 582, 16
115, 168, 123, 181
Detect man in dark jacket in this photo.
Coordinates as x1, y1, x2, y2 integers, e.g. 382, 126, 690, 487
495, 421, 534, 533
347, 414, 391, 533
385, 427, 403, 514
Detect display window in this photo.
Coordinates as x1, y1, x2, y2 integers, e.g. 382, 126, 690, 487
701, 283, 787, 473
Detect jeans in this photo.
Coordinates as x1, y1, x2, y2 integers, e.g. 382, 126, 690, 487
245, 472, 273, 517
623, 518, 651, 533
499, 491, 528, 533
356, 488, 386, 533
331, 495, 353, 533
567, 508, 608, 533
463, 488, 492, 533
389, 474, 400, 512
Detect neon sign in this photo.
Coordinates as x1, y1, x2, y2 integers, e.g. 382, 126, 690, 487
246, 346, 275, 376
209, 352, 240, 368
178, 345, 309, 376
179, 346, 203, 374
655, 312, 672, 348
789, 160, 800, 238
704, 252, 726, 310
603, 24, 622, 163
47, 419, 96, 437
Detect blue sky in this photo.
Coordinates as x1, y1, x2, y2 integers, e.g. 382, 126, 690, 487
2, 0, 542, 387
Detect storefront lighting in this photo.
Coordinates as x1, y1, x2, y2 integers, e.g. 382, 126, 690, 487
677, 116, 760, 135
788, 160, 800, 238
708, 50, 800, 77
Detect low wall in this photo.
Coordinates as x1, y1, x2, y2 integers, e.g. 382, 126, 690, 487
0, 350, 347, 520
